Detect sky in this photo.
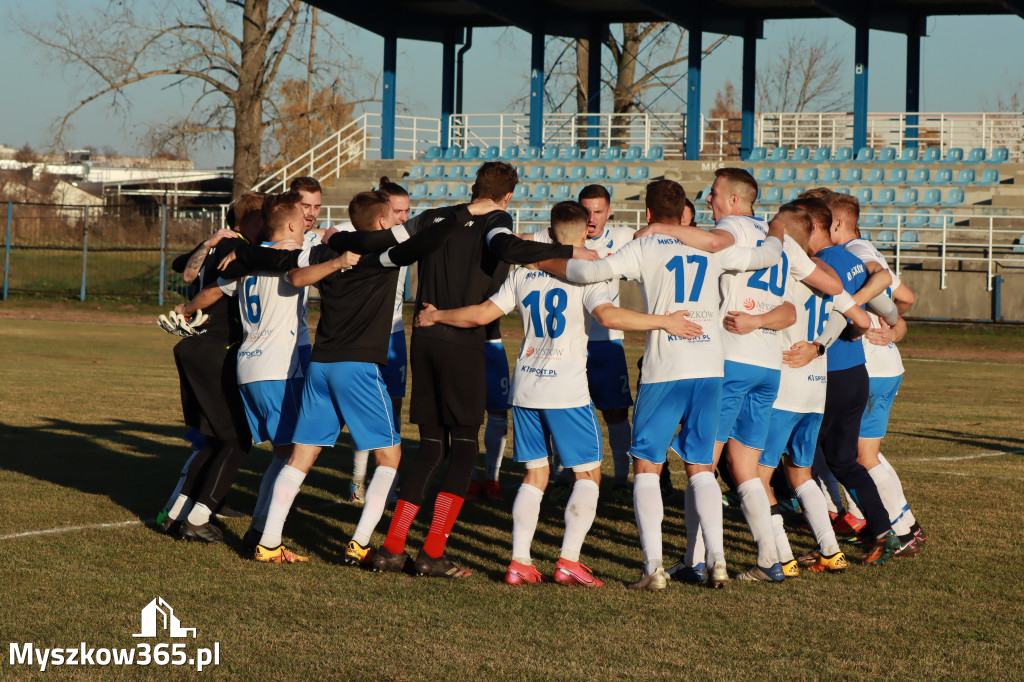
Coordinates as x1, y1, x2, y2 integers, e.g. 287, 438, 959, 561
2, 2, 1022, 169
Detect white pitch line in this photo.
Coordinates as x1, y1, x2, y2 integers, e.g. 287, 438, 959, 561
908, 448, 1024, 462
902, 469, 1024, 482
0, 519, 146, 542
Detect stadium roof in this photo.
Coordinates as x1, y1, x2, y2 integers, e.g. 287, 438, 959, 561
310, 0, 1023, 41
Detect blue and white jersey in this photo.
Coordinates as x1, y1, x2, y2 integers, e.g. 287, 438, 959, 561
489, 268, 611, 409
773, 277, 829, 414
593, 234, 781, 385
843, 238, 905, 378
535, 225, 635, 342
816, 245, 867, 372
336, 221, 406, 333
715, 215, 816, 370
219, 233, 319, 385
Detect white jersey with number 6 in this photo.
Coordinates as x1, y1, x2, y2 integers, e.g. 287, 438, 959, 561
489, 269, 611, 409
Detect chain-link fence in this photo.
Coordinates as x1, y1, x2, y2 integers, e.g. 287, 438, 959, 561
0, 202, 222, 303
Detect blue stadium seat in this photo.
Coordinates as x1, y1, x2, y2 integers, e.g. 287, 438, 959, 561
864, 168, 884, 184
873, 188, 896, 207
428, 183, 449, 200
929, 168, 953, 186
895, 148, 919, 164
604, 184, 615, 200
855, 188, 873, 205
610, 165, 629, 182
410, 182, 428, 200
920, 147, 941, 163
551, 184, 572, 200
894, 188, 919, 207
522, 146, 542, 160
952, 168, 976, 186
875, 229, 897, 246
1013, 235, 1024, 254
423, 145, 442, 160
978, 169, 1000, 186
901, 229, 922, 246
645, 145, 664, 161
833, 187, 851, 195
860, 210, 882, 228
529, 184, 551, 203
628, 166, 650, 183
966, 147, 986, 163
853, 147, 875, 163
777, 167, 797, 183
875, 147, 897, 163
791, 146, 810, 163
987, 147, 1009, 164
882, 209, 907, 228
558, 146, 579, 160
568, 166, 587, 181
463, 146, 481, 160
427, 164, 445, 180
512, 184, 529, 201
533, 208, 551, 223
811, 146, 831, 163
744, 147, 767, 162
839, 168, 863, 185
527, 165, 545, 181
408, 165, 426, 180
743, 167, 755, 178
918, 189, 941, 208
941, 147, 964, 164
481, 145, 500, 160
883, 168, 908, 186
546, 165, 567, 181
588, 166, 608, 181
442, 145, 462, 160
625, 146, 644, 161
941, 188, 965, 207
930, 209, 955, 228
907, 211, 929, 229
756, 167, 776, 183
696, 209, 712, 224
695, 186, 712, 202
799, 167, 820, 184
785, 187, 805, 202
861, 230, 874, 242
541, 146, 559, 161
767, 146, 789, 163
909, 168, 930, 185
762, 187, 784, 204
502, 145, 520, 159
449, 183, 470, 201
582, 146, 601, 161
822, 168, 841, 184
602, 146, 622, 161
447, 165, 466, 181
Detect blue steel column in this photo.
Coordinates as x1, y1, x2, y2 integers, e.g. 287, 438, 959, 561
587, 24, 603, 150
853, 22, 869, 151
382, 35, 397, 159
905, 28, 921, 150
440, 37, 456, 151
686, 26, 703, 161
740, 30, 757, 160
530, 32, 544, 148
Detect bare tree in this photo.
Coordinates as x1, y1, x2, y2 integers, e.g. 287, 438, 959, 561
757, 32, 849, 113
19, 0, 370, 197
706, 80, 742, 157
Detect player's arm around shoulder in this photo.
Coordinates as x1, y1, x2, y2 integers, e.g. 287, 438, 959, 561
414, 301, 504, 329
633, 222, 735, 252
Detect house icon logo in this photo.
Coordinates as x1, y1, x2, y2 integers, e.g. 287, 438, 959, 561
133, 598, 197, 639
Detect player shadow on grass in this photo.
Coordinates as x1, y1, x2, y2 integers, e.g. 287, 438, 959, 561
890, 428, 1024, 454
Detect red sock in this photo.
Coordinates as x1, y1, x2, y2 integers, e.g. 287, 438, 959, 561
422, 493, 465, 558
382, 500, 420, 555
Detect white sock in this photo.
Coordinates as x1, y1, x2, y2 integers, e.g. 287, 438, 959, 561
186, 502, 212, 526
560, 479, 599, 562
607, 420, 632, 483
484, 413, 508, 481
259, 465, 306, 549
844, 486, 865, 520
251, 454, 287, 533
868, 464, 909, 535
690, 471, 725, 566
683, 479, 705, 567
737, 479, 779, 568
352, 466, 397, 546
633, 473, 664, 575
352, 450, 370, 486
167, 494, 191, 522
795, 479, 840, 556
163, 450, 199, 512
511, 483, 544, 564
771, 514, 794, 563
879, 453, 917, 528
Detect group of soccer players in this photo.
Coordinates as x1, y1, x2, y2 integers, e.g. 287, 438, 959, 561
155, 161, 924, 589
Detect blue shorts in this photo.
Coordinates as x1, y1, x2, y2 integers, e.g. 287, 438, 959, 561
633, 378, 722, 465
485, 340, 512, 411
239, 378, 304, 446
512, 405, 603, 468
759, 409, 824, 469
586, 340, 634, 411
861, 375, 902, 439
380, 329, 408, 399
716, 361, 781, 449
291, 362, 399, 451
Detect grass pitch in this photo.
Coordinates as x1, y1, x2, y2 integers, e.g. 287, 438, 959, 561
1, 313, 1023, 679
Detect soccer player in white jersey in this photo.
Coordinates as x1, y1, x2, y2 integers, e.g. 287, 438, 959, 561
524, 184, 637, 500
418, 201, 699, 587
550, 181, 785, 590
827, 193, 926, 556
